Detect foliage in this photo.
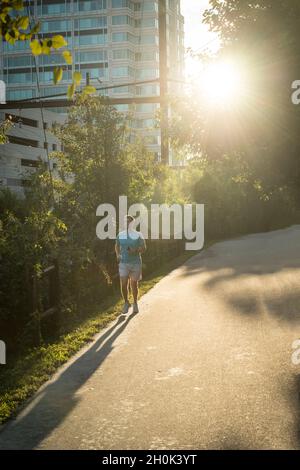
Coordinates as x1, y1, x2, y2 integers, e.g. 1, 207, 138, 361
201, 0, 300, 191
180, 154, 299, 240
47, 96, 159, 306
0, 176, 66, 350
0, 120, 11, 144
168, 0, 300, 226
0, 97, 170, 351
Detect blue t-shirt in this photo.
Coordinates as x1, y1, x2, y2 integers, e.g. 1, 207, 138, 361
116, 230, 145, 265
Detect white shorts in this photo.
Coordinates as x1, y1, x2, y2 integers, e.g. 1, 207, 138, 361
119, 262, 142, 281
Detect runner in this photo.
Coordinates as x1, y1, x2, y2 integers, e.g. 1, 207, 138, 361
115, 215, 146, 314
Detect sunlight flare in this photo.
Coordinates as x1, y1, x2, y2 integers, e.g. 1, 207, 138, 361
193, 60, 243, 106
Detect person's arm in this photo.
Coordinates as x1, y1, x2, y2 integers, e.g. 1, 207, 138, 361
137, 236, 146, 254
128, 235, 146, 254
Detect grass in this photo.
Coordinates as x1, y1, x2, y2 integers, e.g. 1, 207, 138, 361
0, 251, 195, 426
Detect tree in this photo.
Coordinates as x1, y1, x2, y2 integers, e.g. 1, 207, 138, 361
202, 0, 300, 192
47, 96, 160, 304
0, 173, 66, 349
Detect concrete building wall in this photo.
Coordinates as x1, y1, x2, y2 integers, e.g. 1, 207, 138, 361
0, 108, 65, 195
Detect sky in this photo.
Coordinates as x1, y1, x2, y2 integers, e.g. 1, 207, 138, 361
181, 0, 212, 50
181, 0, 220, 77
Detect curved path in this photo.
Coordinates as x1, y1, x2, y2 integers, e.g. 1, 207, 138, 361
1, 226, 300, 450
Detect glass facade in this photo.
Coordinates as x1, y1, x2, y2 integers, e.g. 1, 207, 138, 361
0, 0, 185, 159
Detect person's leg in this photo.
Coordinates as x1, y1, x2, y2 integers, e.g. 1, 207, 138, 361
120, 277, 129, 303
128, 265, 141, 313
130, 279, 138, 304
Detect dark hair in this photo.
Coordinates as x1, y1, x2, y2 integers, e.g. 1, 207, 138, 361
126, 215, 134, 223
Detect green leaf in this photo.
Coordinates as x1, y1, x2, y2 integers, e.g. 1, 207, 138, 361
5, 32, 16, 45
83, 86, 96, 95
41, 39, 51, 55
30, 39, 42, 56
18, 16, 29, 30
12, 0, 24, 11
0, 13, 8, 23
51, 35, 67, 49
67, 83, 76, 99
53, 67, 63, 84
73, 72, 82, 85
30, 22, 41, 35
12, 28, 20, 39
62, 50, 72, 65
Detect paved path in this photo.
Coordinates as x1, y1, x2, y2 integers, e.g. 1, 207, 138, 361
1, 226, 300, 450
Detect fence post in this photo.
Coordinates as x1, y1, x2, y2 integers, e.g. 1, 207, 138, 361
52, 259, 61, 328
31, 272, 42, 346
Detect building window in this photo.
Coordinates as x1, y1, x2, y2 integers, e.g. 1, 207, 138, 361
74, 16, 107, 29
114, 104, 129, 112
75, 33, 107, 46
145, 135, 159, 145
112, 15, 133, 26
21, 159, 39, 168
5, 114, 38, 128
135, 50, 158, 62
136, 68, 159, 79
5, 55, 32, 68
75, 50, 108, 63
135, 18, 157, 28
112, 85, 134, 94
37, 0, 72, 16
9, 136, 39, 147
52, 144, 57, 151
7, 89, 35, 100
42, 86, 68, 97
112, 0, 133, 8
140, 35, 158, 45
41, 19, 72, 33
136, 84, 159, 96
135, 1, 158, 12
112, 32, 135, 43
134, 118, 156, 129
135, 103, 158, 113
76, 0, 107, 12
4, 40, 30, 52
39, 69, 71, 83
112, 49, 134, 60
41, 53, 65, 66
112, 66, 134, 78
6, 177, 23, 187
81, 67, 108, 80
7, 71, 33, 85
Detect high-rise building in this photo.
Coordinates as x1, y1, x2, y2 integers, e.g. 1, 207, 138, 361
0, 0, 185, 185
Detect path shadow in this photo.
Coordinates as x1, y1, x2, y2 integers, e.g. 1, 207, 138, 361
183, 227, 300, 282
295, 374, 300, 450
180, 225, 300, 323
181, 226, 300, 449
0, 311, 138, 450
